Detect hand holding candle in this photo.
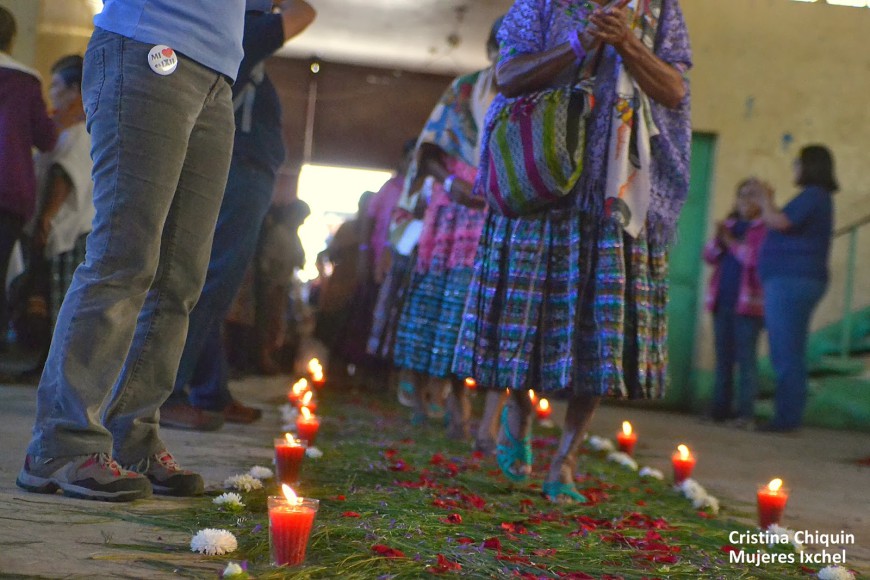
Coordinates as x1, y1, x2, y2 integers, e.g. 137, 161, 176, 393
671, 444, 696, 484
757, 478, 789, 529
275, 433, 307, 485
296, 406, 321, 445
269, 484, 319, 566
617, 421, 637, 456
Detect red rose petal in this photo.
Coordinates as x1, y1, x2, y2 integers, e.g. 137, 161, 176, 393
441, 513, 463, 524
341, 511, 361, 518
483, 537, 502, 552
427, 553, 462, 574
371, 544, 406, 558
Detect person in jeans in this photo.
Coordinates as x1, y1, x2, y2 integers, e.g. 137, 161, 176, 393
754, 145, 837, 433
158, 0, 316, 431
23, 55, 94, 369
702, 179, 767, 427
0, 7, 57, 351
18, 0, 246, 502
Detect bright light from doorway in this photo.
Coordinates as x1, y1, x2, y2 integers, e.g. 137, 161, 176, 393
296, 163, 392, 282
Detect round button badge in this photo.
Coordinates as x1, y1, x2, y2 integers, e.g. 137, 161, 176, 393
148, 45, 178, 76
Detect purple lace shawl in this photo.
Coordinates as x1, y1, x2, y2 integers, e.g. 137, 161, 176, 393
484, 0, 693, 243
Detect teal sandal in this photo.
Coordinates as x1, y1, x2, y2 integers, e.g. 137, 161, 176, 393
542, 480, 587, 503
496, 406, 532, 482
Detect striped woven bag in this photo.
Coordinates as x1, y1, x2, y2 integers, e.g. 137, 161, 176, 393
481, 79, 593, 217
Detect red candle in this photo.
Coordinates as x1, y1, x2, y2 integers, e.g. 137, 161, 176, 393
308, 358, 325, 387
464, 377, 477, 389
671, 444, 696, 484
296, 390, 317, 413
269, 485, 319, 566
617, 421, 638, 456
536, 398, 552, 421
757, 478, 789, 530
296, 406, 321, 445
275, 434, 307, 485
288, 379, 310, 404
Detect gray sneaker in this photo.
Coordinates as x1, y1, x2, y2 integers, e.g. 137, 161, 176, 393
124, 449, 204, 497
16, 453, 152, 502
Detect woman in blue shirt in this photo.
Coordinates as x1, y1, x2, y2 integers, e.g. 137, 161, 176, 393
755, 145, 837, 432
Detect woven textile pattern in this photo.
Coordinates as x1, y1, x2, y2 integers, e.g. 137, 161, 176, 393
393, 265, 474, 378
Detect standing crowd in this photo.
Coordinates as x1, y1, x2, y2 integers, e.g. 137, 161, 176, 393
0, 0, 837, 505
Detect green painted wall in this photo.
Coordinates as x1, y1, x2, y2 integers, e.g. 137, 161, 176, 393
665, 134, 716, 409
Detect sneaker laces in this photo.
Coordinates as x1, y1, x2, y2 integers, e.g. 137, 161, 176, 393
96, 452, 124, 477
154, 450, 181, 472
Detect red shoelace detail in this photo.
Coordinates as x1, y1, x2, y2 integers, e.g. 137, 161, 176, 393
155, 451, 182, 472
94, 453, 124, 477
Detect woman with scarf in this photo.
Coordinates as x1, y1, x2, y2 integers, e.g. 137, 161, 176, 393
453, 0, 692, 502
389, 20, 501, 441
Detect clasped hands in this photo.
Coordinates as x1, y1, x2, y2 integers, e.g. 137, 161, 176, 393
577, 0, 633, 53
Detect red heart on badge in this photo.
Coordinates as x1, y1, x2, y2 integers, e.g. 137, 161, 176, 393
161, 48, 174, 58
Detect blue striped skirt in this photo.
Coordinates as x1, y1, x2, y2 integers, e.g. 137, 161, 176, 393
392, 264, 474, 378
452, 208, 669, 399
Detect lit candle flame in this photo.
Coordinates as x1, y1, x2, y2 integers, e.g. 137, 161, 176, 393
622, 421, 633, 436
284, 433, 298, 445
464, 377, 476, 388
292, 378, 309, 395
308, 358, 325, 382
539, 398, 550, 411
528, 390, 537, 404
301, 390, 313, 406
301, 406, 313, 420
282, 483, 300, 504
677, 444, 691, 460
768, 478, 783, 493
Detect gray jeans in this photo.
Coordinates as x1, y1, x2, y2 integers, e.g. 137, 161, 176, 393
28, 28, 235, 462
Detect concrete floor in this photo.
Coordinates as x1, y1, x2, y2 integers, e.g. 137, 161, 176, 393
0, 374, 867, 578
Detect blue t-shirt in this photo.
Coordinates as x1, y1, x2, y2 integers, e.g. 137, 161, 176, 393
94, 0, 245, 81
717, 220, 750, 311
758, 186, 833, 282
232, 12, 286, 173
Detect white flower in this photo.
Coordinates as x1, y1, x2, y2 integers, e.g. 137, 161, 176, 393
606, 451, 638, 471
588, 435, 615, 452
224, 473, 264, 492
639, 467, 664, 480
818, 565, 855, 580
249, 465, 274, 480
767, 524, 803, 552
306, 446, 323, 459
692, 493, 719, 514
222, 562, 245, 578
190, 528, 238, 555
676, 478, 719, 514
213, 492, 245, 509
677, 478, 705, 500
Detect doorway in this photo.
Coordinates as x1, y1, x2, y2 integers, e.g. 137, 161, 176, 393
665, 133, 717, 409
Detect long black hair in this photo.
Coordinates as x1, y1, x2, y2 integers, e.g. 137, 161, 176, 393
797, 144, 839, 193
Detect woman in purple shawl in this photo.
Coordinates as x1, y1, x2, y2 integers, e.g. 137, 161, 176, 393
453, 0, 692, 502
